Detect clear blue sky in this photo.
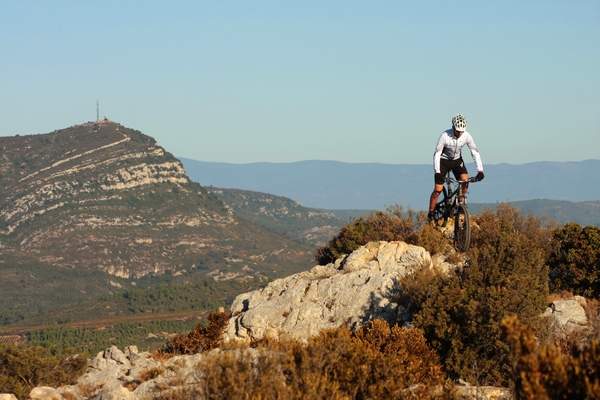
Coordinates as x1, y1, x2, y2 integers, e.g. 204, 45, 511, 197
1, 1, 598, 165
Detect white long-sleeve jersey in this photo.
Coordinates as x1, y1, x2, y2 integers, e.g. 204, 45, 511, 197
433, 129, 483, 173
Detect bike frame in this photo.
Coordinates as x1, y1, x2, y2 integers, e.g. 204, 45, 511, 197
432, 172, 477, 251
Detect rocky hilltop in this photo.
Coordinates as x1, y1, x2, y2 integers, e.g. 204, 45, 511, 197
0, 121, 313, 310
8, 241, 589, 400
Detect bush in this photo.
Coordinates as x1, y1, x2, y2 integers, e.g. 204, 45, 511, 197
399, 204, 551, 386
503, 315, 600, 399
547, 222, 600, 298
0, 344, 86, 399
171, 320, 457, 399
160, 311, 229, 355
315, 205, 427, 265
414, 221, 454, 256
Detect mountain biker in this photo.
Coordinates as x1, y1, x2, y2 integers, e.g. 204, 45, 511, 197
428, 114, 484, 221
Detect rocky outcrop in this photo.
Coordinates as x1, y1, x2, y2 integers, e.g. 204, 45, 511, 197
27, 345, 207, 400
224, 241, 436, 342
2, 242, 594, 400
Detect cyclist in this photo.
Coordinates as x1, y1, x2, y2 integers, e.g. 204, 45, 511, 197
428, 114, 484, 221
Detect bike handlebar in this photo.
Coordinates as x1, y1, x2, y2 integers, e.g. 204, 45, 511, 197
446, 176, 480, 184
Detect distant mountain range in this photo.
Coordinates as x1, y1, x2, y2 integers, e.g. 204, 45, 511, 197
180, 158, 600, 210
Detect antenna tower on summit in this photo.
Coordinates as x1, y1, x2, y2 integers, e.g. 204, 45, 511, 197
96, 100, 99, 121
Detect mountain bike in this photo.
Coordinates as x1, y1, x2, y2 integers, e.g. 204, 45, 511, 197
431, 173, 479, 252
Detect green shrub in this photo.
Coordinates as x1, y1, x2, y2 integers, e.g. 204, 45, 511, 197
400, 204, 551, 386
547, 222, 600, 298
0, 344, 86, 399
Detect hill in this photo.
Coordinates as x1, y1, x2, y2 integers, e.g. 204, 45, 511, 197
0, 121, 314, 314
206, 187, 371, 246
180, 158, 600, 210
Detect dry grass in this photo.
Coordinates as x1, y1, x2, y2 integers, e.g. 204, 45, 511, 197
548, 290, 576, 302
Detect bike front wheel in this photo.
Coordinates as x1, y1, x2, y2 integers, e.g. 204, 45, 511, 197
432, 188, 450, 227
454, 203, 471, 252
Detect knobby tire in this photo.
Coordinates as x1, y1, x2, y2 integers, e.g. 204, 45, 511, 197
454, 203, 470, 252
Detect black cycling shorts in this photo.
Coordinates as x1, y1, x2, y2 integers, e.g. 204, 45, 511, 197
435, 158, 468, 185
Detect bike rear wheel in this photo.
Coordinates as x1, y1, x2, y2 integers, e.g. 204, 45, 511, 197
454, 203, 470, 252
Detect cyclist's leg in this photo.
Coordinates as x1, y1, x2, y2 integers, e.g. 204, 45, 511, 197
429, 183, 444, 217
452, 159, 469, 202
429, 161, 449, 218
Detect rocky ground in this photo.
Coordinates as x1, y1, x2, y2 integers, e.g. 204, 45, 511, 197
1, 241, 590, 400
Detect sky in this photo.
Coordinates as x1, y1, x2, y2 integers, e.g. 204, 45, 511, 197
1, 1, 598, 166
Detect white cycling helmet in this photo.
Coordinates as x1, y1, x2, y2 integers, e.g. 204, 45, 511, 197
452, 114, 467, 131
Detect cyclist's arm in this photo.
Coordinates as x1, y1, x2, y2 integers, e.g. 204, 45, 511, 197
432, 133, 447, 174
465, 133, 483, 172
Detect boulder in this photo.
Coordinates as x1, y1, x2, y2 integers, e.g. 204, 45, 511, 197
224, 241, 433, 342
543, 295, 588, 332
455, 385, 512, 399
28, 386, 63, 400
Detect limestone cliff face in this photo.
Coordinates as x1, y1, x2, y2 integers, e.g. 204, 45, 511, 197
0, 121, 312, 288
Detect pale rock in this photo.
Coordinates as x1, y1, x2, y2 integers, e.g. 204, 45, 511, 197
224, 241, 432, 343
104, 345, 129, 364
132, 378, 171, 399
0, 395, 18, 400
543, 296, 588, 332
95, 379, 137, 400
88, 356, 118, 371
455, 385, 512, 399
28, 386, 63, 400
124, 345, 138, 356
77, 363, 129, 389
128, 352, 161, 371
56, 386, 83, 400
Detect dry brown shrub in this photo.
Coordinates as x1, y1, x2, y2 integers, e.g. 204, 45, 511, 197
138, 366, 164, 382
397, 262, 446, 313
78, 383, 102, 399
171, 321, 456, 400
586, 298, 600, 342
0, 344, 87, 399
504, 315, 600, 399
548, 290, 576, 302
62, 392, 80, 400
416, 222, 452, 256
160, 311, 229, 356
